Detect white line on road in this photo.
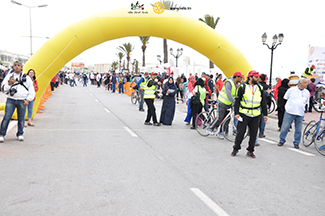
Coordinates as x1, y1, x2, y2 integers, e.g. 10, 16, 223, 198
95, 99, 99, 102
89, 93, 93, 96
124, 126, 138, 137
260, 138, 277, 144
8, 121, 17, 132
287, 148, 315, 156
104, 108, 111, 113
190, 188, 230, 216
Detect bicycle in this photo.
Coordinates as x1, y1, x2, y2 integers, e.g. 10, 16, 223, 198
195, 99, 218, 137
131, 86, 141, 105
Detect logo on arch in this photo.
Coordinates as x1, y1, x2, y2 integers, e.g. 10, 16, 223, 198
153, 2, 165, 14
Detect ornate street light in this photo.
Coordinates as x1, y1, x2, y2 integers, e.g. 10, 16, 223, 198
157, 55, 162, 65
170, 48, 183, 67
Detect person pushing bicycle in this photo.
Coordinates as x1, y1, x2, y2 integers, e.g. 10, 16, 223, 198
206, 72, 243, 139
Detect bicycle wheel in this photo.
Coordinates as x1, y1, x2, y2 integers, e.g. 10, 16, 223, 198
221, 116, 236, 142
195, 111, 213, 137
314, 129, 325, 156
131, 92, 137, 105
313, 99, 325, 113
268, 100, 276, 114
302, 120, 317, 147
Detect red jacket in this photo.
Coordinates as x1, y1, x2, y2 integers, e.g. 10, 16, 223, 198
274, 80, 282, 100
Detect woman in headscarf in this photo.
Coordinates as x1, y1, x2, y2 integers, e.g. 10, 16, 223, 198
159, 77, 177, 125
184, 75, 196, 125
277, 78, 290, 131
190, 78, 206, 129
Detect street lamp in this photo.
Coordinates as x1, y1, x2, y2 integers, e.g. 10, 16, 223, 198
262, 32, 284, 87
157, 55, 162, 65
170, 48, 183, 67
11, 0, 48, 56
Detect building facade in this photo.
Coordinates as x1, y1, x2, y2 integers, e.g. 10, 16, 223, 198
0, 50, 29, 68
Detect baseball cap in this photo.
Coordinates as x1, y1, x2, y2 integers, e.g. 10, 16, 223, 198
151, 72, 157, 76
234, 71, 243, 77
312, 65, 315, 68
247, 70, 262, 77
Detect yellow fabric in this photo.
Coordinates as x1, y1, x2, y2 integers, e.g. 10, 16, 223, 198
144, 79, 156, 99
218, 79, 236, 105
239, 84, 262, 116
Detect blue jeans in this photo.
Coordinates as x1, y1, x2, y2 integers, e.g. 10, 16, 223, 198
259, 105, 268, 135
25, 100, 35, 119
139, 89, 144, 110
184, 98, 192, 123
112, 82, 116, 92
0, 98, 26, 137
118, 83, 124, 93
279, 111, 303, 146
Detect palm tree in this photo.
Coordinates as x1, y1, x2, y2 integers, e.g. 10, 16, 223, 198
199, 14, 220, 69
152, 1, 179, 64
116, 52, 124, 72
139, 36, 150, 67
111, 61, 118, 72
118, 43, 134, 71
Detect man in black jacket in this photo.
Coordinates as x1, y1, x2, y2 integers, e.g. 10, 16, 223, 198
258, 74, 272, 138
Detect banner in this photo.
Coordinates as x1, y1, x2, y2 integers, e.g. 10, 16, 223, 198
308, 45, 325, 84
71, 62, 85, 68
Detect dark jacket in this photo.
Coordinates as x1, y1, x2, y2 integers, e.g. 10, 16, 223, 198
259, 81, 272, 107
277, 79, 290, 112
234, 82, 267, 117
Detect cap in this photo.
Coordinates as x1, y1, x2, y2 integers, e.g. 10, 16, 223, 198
247, 70, 262, 77
234, 71, 243, 77
311, 65, 315, 68
276, 76, 282, 79
151, 72, 157, 76
241, 74, 245, 79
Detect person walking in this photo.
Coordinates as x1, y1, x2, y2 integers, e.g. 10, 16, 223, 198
278, 78, 310, 149
190, 78, 206, 129
277, 78, 290, 131
137, 72, 149, 112
96, 73, 102, 88
144, 72, 161, 126
82, 73, 88, 87
160, 77, 177, 125
184, 75, 196, 125
206, 72, 243, 139
231, 71, 268, 158
258, 74, 272, 138
0, 61, 35, 142
24, 69, 39, 127
274, 76, 282, 103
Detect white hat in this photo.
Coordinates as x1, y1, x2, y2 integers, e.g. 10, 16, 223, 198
276, 76, 282, 79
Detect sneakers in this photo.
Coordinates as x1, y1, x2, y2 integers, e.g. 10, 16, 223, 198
153, 123, 161, 126
246, 151, 256, 158
0, 136, 4, 142
278, 142, 284, 146
294, 145, 299, 149
17, 135, 24, 141
144, 122, 153, 125
255, 143, 260, 146
139, 109, 145, 112
216, 132, 224, 140
231, 149, 238, 157
319, 145, 325, 150
258, 134, 265, 138
206, 128, 215, 135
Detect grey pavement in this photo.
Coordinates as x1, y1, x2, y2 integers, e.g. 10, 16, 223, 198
0, 84, 324, 216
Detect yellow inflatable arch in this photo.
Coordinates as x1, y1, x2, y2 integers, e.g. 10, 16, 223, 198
23, 7, 252, 118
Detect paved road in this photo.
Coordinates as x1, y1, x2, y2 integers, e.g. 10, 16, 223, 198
0, 84, 324, 216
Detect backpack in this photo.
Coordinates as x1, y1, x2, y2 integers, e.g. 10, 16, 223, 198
190, 86, 201, 107
179, 82, 185, 91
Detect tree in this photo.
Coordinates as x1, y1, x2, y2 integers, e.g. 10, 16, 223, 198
116, 52, 124, 72
199, 14, 220, 69
118, 43, 134, 71
111, 61, 118, 72
152, 1, 180, 64
139, 36, 150, 67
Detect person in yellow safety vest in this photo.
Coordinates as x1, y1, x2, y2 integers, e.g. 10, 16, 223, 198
206, 72, 243, 139
144, 72, 162, 126
231, 70, 268, 159
301, 65, 315, 78
137, 72, 149, 112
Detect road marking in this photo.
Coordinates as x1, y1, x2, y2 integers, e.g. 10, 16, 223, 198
260, 138, 277, 144
124, 126, 138, 137
95, 99, 99, 102
104, 108, 111, 113
8, 121, 17, 132
287, 148, 315, 156
89, 93, 93, 96
190, 188, 230, 216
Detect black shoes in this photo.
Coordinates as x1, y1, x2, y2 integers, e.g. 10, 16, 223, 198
294, 145, 299, 149
258, 134, 265, 138
246, 151, 256, 158
278, 142, 284, 146
144, 122, 153, 125
153, 123, 161, 126
190, 126, 195, 129
231, 149, 238, 157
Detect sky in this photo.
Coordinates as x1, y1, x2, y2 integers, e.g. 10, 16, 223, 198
1, 0, 325, 79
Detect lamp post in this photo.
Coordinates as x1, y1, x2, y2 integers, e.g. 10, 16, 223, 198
170, 48, 183, 67
262, 32, 284, 87
11, 0, 48, 56
157, 55, 162, 65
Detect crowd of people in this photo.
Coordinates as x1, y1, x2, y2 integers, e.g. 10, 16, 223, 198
0, 62, 321, 158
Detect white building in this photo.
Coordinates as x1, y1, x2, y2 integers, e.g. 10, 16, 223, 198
0, 50, 29, 68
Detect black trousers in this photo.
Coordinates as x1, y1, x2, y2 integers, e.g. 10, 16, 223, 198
145, 99, 158, 123
278, 109, 285, 128
233, 114, 260, 152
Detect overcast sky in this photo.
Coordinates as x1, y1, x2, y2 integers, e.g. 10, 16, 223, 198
1, 0, 325, 78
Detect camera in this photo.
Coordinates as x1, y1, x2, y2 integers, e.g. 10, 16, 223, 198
9, 88, 17, 96
15, 76, 27, 83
